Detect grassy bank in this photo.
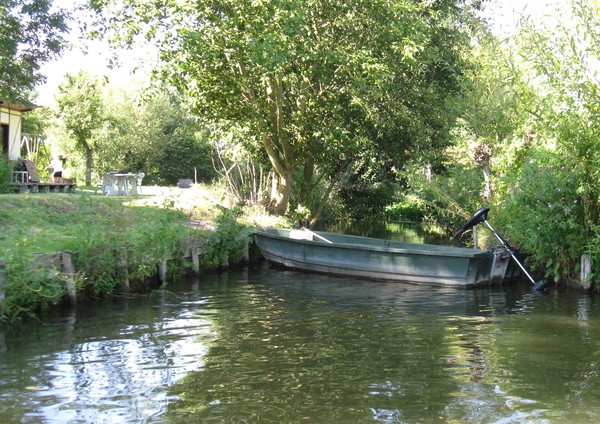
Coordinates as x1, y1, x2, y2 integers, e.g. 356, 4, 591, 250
0, 185, 287, 322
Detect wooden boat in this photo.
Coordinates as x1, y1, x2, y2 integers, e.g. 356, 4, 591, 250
253, 228, 516, 287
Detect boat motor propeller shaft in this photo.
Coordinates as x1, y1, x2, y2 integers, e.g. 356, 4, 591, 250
454, 207, 549, 292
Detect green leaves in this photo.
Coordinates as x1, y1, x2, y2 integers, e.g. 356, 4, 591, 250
86, 0, 480, 214
0, 0, 69, 100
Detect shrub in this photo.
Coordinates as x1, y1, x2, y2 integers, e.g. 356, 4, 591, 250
200, 206, 251, 268
0, 156, 13, 193
496, 148, 588, 282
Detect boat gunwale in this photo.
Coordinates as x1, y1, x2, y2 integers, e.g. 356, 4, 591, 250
254, 228, 491, 259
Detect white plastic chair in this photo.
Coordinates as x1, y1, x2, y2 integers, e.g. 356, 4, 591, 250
102, 174, 117, 196
136, 173, 145, 194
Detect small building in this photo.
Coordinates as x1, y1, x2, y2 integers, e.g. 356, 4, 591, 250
0, 99, 39, 160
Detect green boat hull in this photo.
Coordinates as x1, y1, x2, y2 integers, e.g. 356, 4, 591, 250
253, 228, 504, 287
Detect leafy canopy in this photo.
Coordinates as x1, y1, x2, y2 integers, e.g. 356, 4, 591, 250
0, 0, 69, 100
88, 0, 482, 214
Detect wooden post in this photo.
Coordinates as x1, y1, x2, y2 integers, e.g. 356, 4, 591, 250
243, 239, 250, 263
221, 254, 229, 269
581, 254, 593, 291
118, 253, 130, 293
158, 259, 168, 284
191, 247, 200, 275
61, 252, 77, 305
0, 260, 6, 315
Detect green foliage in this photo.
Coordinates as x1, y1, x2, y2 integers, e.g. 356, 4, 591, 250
338, 156, 396, 218
496, 149, 587, 282
0, 0, 68, 100
55, 71, 106, 185
212, 124, 270, 206
399, 160, 484, 232
0, 194, 190, 321
51, 84, 217, 187
0, 156, 13, 193
492, 0, 600, 283
104, 89, 216, 186
2, 246, 66, 322
200, 206, 250, 269
87, 0, 482, 214
384, 194, 431, 222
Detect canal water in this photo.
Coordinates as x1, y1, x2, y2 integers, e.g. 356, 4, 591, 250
1, 220, 600, 423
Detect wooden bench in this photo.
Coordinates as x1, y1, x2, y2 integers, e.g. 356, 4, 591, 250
9, 182, 77, 193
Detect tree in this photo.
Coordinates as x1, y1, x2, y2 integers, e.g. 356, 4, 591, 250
519, 0, 600, 232
103, 87, 216, 185
89, 0, 482, 215
0, 0, 69, 100
482, 0, 600, 281
459, 33, 533, 201
55, 71, 105, 186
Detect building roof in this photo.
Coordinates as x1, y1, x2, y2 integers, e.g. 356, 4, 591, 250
0, 100, 41, 112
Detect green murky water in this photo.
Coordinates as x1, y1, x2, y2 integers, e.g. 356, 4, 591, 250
1, 263, 600, 423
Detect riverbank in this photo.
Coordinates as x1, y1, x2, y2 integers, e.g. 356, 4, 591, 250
0, 184, 288, 322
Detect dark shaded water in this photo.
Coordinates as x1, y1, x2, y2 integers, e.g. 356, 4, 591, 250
2, 262, 600, 423
313, 220, 452, 246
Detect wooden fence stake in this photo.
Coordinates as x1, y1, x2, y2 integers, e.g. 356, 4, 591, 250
158, 259, 168, 284
581, 254, 593, 291
118, 253, 130, 292
0, 261, 6, 315
243, 239, 250, 262
191, 247, 200, 275
61, 252, 77, 305
221, 254, 229, 269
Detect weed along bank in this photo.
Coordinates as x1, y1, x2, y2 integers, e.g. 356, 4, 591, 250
0, 194, 255, 323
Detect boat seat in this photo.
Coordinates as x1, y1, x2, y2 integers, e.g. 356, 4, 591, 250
289, 229, 313, 241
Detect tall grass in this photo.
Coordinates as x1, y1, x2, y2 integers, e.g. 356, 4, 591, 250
0, 194, 190, 321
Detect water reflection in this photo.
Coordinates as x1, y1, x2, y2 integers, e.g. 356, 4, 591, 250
0, 295, 214, 423
1, 267, 600, 423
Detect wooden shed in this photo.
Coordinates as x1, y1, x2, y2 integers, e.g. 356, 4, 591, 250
0, 99, 39, 160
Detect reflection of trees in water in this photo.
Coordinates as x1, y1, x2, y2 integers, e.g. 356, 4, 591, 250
164, 273, 525, 422
486, 291, 600, 422
0, 293, 211, 423
4, 269, 599, 422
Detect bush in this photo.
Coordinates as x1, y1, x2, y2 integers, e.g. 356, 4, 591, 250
384, 194, 431, 221
406, 165, 486, 232
0, 155, 13, 193
200, 206, 251, 268
496, 148, 588, 282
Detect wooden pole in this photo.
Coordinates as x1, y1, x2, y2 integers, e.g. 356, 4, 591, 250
191, 247, 201, 275
158, 259, 168, 284
61, 252, 77, 305
581, 254, 593, 291
118, 253, 130, 293
243, 239, 250, 262
0, 260, 6, 315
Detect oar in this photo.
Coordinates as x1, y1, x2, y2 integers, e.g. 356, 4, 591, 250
301, 227, 333, 244
454, 207, 549, 291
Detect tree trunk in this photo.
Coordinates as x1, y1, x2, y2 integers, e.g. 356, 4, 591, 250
85, 145, 94, 187
270, 169, 293, 215
482, 160, 491, 200
263, 74, 295, 216
299, 157, 314, 206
